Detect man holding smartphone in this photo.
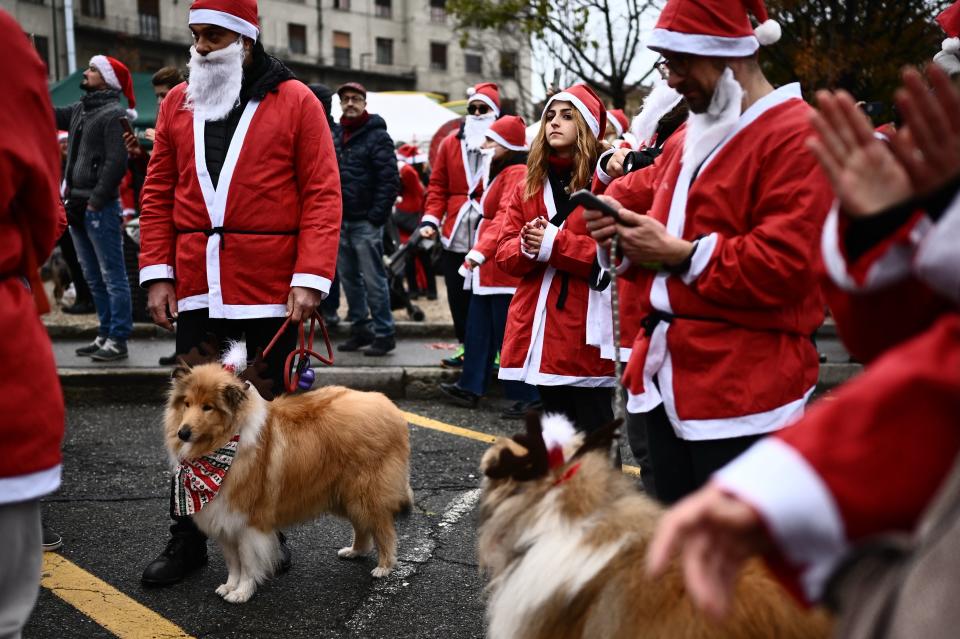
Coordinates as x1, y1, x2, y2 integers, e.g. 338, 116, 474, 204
55, 55, 136, 362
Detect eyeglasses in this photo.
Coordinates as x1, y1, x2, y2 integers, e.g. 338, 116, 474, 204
340, 94, 365, 104
657, 54, 693, 78
467, 104, 491, 115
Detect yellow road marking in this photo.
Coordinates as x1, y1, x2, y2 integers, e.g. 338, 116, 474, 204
41, 553, 194, 639
401, 410, 642, 477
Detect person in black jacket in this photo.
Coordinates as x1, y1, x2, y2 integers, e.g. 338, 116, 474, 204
332, 82, 400, 356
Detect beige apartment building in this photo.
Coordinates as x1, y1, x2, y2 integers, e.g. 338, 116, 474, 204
4, 0, 532, 114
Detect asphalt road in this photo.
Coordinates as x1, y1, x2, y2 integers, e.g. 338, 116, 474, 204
27, 396, 643, 639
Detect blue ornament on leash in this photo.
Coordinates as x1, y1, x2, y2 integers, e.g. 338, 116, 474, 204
296, 357, 315, 390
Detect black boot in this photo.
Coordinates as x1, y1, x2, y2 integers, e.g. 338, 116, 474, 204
141, 531, 208, 587
338, 328, 374, 352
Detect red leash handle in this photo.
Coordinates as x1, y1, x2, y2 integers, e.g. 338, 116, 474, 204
261, 311, 334, 393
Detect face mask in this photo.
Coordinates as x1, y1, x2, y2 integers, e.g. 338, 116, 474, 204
185, 39, 245, 122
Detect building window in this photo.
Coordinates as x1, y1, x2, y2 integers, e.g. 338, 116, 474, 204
138, 0, 160, 39
374, 0, 391, 18
81, 0, 105, 18
288, 23, 307, 54
429, 0, 446, 23
464, 53, 482, 75
32, 35, 50, 72
430, 42, 447, 71
333, 31, 351, 68
333, 0, 350, 11
499, 51, 518, 79
376, 37, 393, 66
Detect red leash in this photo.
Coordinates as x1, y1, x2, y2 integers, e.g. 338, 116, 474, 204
261, 310, 334, 394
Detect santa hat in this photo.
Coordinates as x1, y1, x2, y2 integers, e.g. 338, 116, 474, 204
540, 414, 578, 469
606, 109, 629, 137
485, 115, 528, 151
466, 82, 500, 116
648, 0, 781, 58
57, 130, 69, 142
189, 0, 260, 42
396, 143, 428, 165
935, 2, 960, 75
544, 83, 607, 139
89, 55, 138, 121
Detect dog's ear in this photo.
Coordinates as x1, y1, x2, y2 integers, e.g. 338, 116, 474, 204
220, 382, 247, 412
484, 412, 550, 481
171, 361, 191, 380
571, 418, 622, 460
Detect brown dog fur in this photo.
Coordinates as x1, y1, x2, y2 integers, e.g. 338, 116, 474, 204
477, 432, 832, 639
165, 363, 413, 603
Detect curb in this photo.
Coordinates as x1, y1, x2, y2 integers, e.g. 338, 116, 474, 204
59, 362, 862, 403
46, 320, 456, 341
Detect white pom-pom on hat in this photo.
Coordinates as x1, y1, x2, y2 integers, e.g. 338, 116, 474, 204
540, 412, 578, 467
466, 86, 477, 97
754, 18, 781, 46
221, 340, 248, 374
944, 37, 960, 54
126, 108, 138, 122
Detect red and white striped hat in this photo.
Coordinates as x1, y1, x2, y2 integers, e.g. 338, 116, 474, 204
936, 2, 960, 74
188, 0, 260, 42
396, 143, 428, 165
89, 55, 138, 121
606, 109, 629, 137
485, 115, 528, 151
648, 0, 781, 58
544, 83, 607, 139
466, 82, 500, 116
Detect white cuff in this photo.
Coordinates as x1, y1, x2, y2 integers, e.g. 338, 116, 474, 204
680, 233, 718, 284
457, 264, 470, 279
421, 214, 441, 228
290, 273, 332, 298
140, 264, 175, 286
466, 249, 486, 265
536, 224, 559, 263
596, 244, 632, 275
595, 148, 616, 185
714, 438, 848, 602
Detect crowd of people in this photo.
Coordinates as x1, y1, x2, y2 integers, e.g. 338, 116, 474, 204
3, 0, 960, 634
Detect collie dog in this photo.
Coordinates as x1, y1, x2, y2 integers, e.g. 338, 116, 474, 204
165, 362, 413, 604
477, 414, 831, 639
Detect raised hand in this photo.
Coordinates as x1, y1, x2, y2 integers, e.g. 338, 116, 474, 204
807, 90, 912, 217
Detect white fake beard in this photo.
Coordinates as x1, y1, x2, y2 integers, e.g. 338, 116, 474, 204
479, 147, 495, 188
464, 114, 496, 150
682, 67, 743, 172
185, 40, 245, 122
631, 78, 682, 148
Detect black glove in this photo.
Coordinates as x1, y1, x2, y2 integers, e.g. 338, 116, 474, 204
64, 198, 89, 227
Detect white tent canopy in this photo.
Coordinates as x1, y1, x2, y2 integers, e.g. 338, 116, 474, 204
331, 92, 461, 148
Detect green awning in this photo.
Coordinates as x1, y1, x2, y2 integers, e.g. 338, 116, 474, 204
50, 71, 158, 128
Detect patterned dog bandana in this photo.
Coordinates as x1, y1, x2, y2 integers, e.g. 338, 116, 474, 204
173, 435, 240, 516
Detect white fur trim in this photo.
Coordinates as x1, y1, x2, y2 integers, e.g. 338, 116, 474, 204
221, 340, 248, 373
139, 263, 175, 284
715, 437, 847, 601
607, 111, 624, 136
485, 129, 528, 151
535, 223, 559, 263
189, 8, 259, 41
470, 93, 500, 117
0, 465, 61, 504
546, 92, 600, 138
754, 19, 782, 46
944, 37, 960, 54
466, 249, 486, 265
934, 50, 960, 75
540, 413, 577, 460
679, 232, 718, 284
90, 55, 120, 90
290, 273, 332, 297
632, 80, 682, 147
595, 148, 616, 185
647, 28, 759, 57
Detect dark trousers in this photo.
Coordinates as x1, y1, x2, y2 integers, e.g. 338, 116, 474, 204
57, 229, 91, 304
537, 385, 614, 434
626, 409, 656, 496
169, 308, 298, 538
645, 404, 763, 505
441, 249, 472, 344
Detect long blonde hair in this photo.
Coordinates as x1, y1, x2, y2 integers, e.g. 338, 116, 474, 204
524, 107, 601, 200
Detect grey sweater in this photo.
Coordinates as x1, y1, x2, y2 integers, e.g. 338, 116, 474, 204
55, 89, 128, 211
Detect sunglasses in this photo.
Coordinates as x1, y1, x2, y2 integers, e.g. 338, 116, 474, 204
467, 104, 491, 115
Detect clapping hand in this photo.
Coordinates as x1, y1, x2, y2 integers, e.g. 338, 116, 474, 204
521, 216, 547, 255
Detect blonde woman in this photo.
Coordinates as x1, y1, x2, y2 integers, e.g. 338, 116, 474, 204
495, 84, 615, 433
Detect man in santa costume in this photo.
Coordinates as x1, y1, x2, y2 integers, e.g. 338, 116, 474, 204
0, 10, 66, 634
647, 62, 960, 621
586, 0, 833, 503
421, 82, 500, 367
138, 0, 341, 586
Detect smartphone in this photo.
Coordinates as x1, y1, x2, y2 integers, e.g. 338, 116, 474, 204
118, 116, 135, 137
568, 189, 624, 223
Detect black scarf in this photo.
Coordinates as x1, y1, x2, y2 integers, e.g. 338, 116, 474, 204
80, 88, 121, 112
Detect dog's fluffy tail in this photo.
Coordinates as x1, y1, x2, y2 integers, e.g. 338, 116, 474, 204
397, 484, 415, 517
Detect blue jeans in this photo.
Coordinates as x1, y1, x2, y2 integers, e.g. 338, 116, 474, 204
338, 219, 395, 338
459, 293, 538, 401
69, 199, 133, 340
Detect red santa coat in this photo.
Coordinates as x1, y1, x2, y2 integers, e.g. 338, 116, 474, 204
422, 132, 484, 248
0, 10, 66, 500
619, 85, 832, 440
396, 162, 425, 214
465, 163, 525, 294
496, 179, 615, 386
139, 81, 341, 319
